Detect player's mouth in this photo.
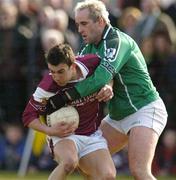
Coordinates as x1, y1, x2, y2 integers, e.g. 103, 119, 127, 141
82, 35, 88, 42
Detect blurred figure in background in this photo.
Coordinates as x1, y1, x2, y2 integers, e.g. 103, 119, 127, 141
133, 0, 176, 46
0, 2, 27, 122
118, 6, 141, 37
0, 123, 25, 170
160, 0, 176, 25
38, 28, 64, 77
140, 36, 154, 65
112, 145, 130, 175
153, 129, 176, 176
53, 9, 80, 53
148, 30, 176, 129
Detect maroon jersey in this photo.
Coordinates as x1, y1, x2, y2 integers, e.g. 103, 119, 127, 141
23, 54, 103, 135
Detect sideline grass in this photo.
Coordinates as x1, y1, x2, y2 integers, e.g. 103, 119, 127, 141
0, 171, 175, 180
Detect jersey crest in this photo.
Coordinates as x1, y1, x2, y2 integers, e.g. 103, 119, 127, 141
105, 48, 117, 62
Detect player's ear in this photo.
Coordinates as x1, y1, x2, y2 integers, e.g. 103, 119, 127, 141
70, 63, 76, 69
98, 17, 105, 26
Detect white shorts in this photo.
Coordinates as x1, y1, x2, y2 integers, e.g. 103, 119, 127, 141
103, 98, 168, 136
49, 130, 108, 159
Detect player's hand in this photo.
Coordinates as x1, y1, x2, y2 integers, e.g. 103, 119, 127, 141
46, 92, 68, 115
96, 84, 114, 102
48, 121, 77, 137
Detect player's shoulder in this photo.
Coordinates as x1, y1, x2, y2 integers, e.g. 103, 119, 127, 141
104, 26, 119, 40
76, 54, 101, 67
38, 72, 58, 93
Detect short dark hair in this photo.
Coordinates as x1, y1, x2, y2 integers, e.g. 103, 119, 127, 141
46, 44, 75, 66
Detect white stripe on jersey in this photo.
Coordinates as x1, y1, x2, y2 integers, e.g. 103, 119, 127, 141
118, 73, 138, 111
103, 25, 111, 39
33, 87, 55, 102
114, 30, 121, 62
79, 44, 89, 55
103, 28, 121, 63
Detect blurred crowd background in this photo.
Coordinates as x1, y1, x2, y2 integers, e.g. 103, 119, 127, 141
0, 0, 176, 177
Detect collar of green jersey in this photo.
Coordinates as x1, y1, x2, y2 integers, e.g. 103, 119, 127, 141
102, 25, 112, 40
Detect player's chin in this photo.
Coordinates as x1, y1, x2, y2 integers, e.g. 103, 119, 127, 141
83, 37, 90, 44
56, 81, 67, 86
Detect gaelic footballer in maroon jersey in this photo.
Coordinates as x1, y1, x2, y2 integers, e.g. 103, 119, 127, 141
23, 54, 103, 135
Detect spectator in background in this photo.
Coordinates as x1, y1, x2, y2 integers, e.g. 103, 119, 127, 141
140, 36, 154, 65
0, 123, 25, 170
53, 9, 80, 53
28, 143, 57, 172
118, 6, 141, 37
133, 0, 176, 46
41, 29, 64, 53
32, 5, 65, 82
112, 145, 130, 175
44, 0, 77, 33
101, 0, 120, 28
38, 28, 64, 77
148, 30, 176, 129
153, 129, 176, 176
160, 0, 176, 25
37, 5, 55, 34
0, 2, 27, 121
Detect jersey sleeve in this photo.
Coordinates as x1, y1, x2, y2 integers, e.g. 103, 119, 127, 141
75, 31, 132, 97
22, 74, 56, 126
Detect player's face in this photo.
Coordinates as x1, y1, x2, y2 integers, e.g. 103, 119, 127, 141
75, 8, 103, 45
48, 63, 74, 86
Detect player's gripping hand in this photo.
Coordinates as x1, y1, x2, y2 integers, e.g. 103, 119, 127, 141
47, 121, 77, 137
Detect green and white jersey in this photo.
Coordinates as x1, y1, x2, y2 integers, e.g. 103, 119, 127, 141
76, 25, 159, 120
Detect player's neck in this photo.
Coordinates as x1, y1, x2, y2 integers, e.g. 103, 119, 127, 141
71, 66, 83, 80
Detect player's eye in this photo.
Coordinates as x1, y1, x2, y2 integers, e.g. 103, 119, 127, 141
81, 22, 88, 26
49, 70, 54, 74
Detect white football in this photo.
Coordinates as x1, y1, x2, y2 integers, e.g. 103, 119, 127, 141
47, 106, 79, 127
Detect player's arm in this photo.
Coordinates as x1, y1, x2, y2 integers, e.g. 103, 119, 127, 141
46, 35, 130, 113
75, 35, 131, 97
23, 97, 76, 137
22, 75, 77, 137
28, 118, 76, 137
46, 59, 116, 114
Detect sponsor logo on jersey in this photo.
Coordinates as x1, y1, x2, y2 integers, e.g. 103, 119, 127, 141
70, 92, 97, 107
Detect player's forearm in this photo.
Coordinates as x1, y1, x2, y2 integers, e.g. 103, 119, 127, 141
28, 117, 77, 137
28, 118, 50, 135
74, 66, 113, 99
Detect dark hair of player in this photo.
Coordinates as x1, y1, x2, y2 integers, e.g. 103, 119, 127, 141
46, 44, 75, 67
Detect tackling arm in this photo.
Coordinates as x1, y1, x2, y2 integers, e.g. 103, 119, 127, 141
46, 62, 114, 114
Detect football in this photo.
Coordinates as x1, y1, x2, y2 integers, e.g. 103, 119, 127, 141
46, 106, 79, 127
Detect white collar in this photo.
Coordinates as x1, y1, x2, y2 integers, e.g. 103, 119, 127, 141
69, 61, 89, 83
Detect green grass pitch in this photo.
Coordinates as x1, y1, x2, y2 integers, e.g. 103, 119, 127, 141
0, 171, 175, 180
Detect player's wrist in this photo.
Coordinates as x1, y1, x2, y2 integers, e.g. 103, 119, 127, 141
65, 87, 81, 101
45, 125, 52, 136
46, 87, 81, 115
46, 94, 66, 115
